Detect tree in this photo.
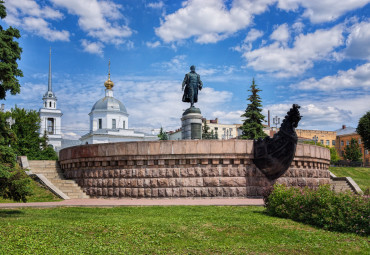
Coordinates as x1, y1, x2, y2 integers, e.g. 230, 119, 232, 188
158, 127, 168, 140
1, 107, 58, 160
0, 1, 23, 99
240, 78, 266, 139
357, 111, 370, 150
0, 107, 58, 202
344, 138, 362, 162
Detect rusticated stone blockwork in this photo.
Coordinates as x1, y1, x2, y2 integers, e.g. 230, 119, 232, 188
59, 140, 331, 198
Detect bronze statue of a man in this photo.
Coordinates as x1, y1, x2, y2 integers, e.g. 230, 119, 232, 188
182, 65, 203, 108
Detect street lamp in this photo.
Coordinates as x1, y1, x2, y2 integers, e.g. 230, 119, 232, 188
6, 116, 15, 128
312, 135, 318, 145
273, 116, 280, 131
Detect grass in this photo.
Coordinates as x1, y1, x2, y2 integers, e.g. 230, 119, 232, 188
0, 178, 62, 203
329, 167, 370, 192
0, 206, 368, 254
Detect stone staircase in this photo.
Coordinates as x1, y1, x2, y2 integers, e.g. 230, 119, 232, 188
330, 178, 353, 193
329, 172, 363, 194
28, 160, 89, 199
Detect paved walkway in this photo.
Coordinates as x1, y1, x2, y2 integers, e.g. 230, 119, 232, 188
0, 198, 264, 209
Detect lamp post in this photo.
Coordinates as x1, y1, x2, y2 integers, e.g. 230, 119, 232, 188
312, 135, 318, 145
273, 116, 280, 131
6, 116, 15, 148
6, 116, 15, 128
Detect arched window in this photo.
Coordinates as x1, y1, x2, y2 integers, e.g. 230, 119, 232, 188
45, 102, 47, 107
54, 102, 55, 108
49, 102, 52, 107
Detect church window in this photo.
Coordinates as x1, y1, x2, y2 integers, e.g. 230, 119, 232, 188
45, 102, 47, 107
112, 119, 116, 129
49, 102, 52, 107
47, 118, 54, 134
98, 119, 102, 129
123, 121, 126, 129
54, 102, 56, 108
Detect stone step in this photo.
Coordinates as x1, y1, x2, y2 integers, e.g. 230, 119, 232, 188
28, 160, 90, 199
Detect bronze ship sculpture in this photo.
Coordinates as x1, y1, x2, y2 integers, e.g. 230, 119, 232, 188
253, 104, 302, 180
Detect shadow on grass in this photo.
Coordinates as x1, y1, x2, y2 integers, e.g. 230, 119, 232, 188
0, 210, 25, 217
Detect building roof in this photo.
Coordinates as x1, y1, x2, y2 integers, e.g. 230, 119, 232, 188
335, 126, 357, 136
91, 96, 128, 114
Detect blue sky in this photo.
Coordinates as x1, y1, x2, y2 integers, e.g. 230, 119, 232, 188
1, 0, 370, 139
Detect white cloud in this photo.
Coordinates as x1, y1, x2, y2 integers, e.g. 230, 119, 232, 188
146, 41, 161, 48
155, 0, 274, 43
244, 28, 264, 42
270, 23, 289, 44
277, 0, 370, 23
345, 20, 370, 60
147, 1, 165, 9
243, 25, 344, 77
211, 110, 244, 124
81, 39, 104, 56
4, 0, 70, 41
291, 63, 370, 91
51, 0, 133, 45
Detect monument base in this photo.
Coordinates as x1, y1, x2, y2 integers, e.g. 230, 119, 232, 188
181, 107, 202, 140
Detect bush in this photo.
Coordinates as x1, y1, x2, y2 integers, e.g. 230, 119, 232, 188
264, 184, 369, 235
0, 145, 33, 202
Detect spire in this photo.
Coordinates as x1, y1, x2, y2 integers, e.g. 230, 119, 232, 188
104, 59, 114, 90
48, 47, 52, 92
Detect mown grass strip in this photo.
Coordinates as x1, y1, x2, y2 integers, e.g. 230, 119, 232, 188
0, 206, 368, 254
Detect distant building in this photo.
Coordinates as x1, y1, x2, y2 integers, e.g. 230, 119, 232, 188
295, 129, 337, 147
80, 63, 157, 144
39, 49, 63, 152
335, 125, 369, 166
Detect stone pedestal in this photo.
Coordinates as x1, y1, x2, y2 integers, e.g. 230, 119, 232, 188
181, 107, 202, 140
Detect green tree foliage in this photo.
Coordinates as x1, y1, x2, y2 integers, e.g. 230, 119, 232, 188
0, 1, 23, 99
240, 79, 266, 139
0, 107, 57, 202
344, 138, 362, 162
0, 107, 58, 160
356, 111, 370, 150
158, 127, 168, 140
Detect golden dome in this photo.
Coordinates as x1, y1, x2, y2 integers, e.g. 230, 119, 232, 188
104, 59, 114, 89
104, 74, 114, 89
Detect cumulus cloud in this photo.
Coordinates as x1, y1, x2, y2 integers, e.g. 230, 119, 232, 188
51, 0, 133, 46
277, 0, 370, 23
155, 0, 273, 43
211, 110, 244, 124
270, 23, 289, 45
81, 39, 104, 56
291, 63, 370, 91
146, 41, 161, 48
4, 0, 70, 41
345, 20, 370, 60
243, 25, 344, 77
155, 0, 369, 44
244, 29, 264, 42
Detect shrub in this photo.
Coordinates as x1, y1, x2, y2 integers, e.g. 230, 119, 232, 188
265, 184, 369, 235
0, 145, 33, 202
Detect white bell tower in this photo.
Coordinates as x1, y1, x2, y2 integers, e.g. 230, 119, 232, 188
39, 48, 63, 151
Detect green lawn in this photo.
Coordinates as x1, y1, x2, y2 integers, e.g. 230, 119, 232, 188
0, 178, 62, 203
0, 206, 368, 254
330, 167, 370, 192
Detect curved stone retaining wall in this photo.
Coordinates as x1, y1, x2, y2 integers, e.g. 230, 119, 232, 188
59, 140, 330, 198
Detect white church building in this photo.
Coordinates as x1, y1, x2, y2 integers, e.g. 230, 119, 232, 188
39, 49, 62, 151
79, 62, 157, 144
39, 54, 157, 151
